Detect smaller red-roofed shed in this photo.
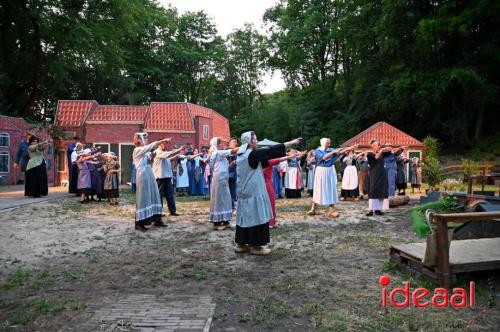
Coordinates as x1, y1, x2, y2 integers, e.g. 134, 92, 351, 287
341, 121, 424, 175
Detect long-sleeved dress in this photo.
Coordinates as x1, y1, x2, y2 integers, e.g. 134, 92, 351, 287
411, 161, 422, 188
77, 159, 92, 196
306, 155, 316, 196
358, 159, 369, 196
209, 150, 233, 223
313, 148, 341, 205
190, 156, 207, 196
396, 156, 409, 190
176, 156, 189, 192
69, 151, 79, 195
89, 161, 105, 199
340, 154, 359, 199
384, 152, 401, 197
103, 161, 120, 198
236, 144, 286, 247
284, 157, 302, 198
272, 163, 283, 199
25, 143, 48, 197
367, 151, 391, 211
263, 158, 281, 227
133, 143, 163, 225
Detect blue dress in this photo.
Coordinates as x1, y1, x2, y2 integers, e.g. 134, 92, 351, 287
272, 165, 282, 198
190, 157, 207, 195
383, 154, 397, 197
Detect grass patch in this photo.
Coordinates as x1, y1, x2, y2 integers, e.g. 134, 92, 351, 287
254, 297, 291, 329
381, 260, 397, 273
1, 270, 32, 290
30, 270, 55, 290
303, 302, 326, 329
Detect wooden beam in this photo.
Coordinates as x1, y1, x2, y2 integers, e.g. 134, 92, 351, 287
431, 211, 500, 223
435, 220, 451, 289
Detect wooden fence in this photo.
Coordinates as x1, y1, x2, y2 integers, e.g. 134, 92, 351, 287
441, 163, 499, 179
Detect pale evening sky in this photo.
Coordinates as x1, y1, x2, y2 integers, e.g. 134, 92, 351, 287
159, 0, 286, 94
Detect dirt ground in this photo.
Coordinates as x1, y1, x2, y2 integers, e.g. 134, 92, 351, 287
0, 189, 498, 331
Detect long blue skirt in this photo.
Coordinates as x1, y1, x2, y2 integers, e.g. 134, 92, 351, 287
272, 166, 283, 198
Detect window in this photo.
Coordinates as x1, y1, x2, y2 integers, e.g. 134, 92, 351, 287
57, 150, 67, 172
0, 152, 8, 173
0, 133, 9, 147
94, 143, 109, 153
203, 125, 209, 140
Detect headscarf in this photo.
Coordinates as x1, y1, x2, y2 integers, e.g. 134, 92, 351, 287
209, 137, 219, 153
209, 137, 219, 169
238, 131, 255, 154
135, 132, 148, 145
320, 138, 330, 150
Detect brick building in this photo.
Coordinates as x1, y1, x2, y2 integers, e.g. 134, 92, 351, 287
53, 100, 230, 186
0, 115, 55, 185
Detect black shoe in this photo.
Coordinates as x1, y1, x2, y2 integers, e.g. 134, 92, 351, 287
153, 221, 167, 227
375, 210, 384, 216
170, 212, 180, 216
135, 224, 147, 231
366, 211, 374, 216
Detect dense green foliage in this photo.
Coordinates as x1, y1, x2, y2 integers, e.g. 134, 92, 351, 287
1, 0, 498, 146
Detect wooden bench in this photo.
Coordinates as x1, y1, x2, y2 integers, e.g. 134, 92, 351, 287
432, 211, 500, 289
390, 211, 500, 289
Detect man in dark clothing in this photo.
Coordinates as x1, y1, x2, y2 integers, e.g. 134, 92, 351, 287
67, 136, 80, 192
13, 131, 31, 182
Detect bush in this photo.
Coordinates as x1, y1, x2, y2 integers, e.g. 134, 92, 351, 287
422, 157, 443, 189
423, 136, 440, 160
410, 196, 461, 236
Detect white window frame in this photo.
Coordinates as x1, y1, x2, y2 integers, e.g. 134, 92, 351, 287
0, 151, 9, 173
203, 125, 209, 140
0, 133, 9, 147
93, 142, 110, 153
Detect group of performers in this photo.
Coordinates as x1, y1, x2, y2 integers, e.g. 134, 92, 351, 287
62, 131, 425, 256
67, 142, 121, 204
130, 131, 427, 255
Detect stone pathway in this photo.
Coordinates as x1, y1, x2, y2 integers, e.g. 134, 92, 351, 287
58, 294, 216, 332
0, 185, 70, 211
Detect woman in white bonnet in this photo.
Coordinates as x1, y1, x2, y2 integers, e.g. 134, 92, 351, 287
235, 131, 301, 255
133, 132, 171, 231
308, 138, 356, 217
208, 137, 238, 230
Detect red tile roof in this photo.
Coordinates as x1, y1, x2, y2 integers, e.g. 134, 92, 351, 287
187, 103, 212, 119
146, 103, 195, 132
87, 105, 149, 123
56, 100, 98, 127
187, 103, 230, 141
341, 121, 423, 147
54, 100, 231, 139
212, 112, 230, 141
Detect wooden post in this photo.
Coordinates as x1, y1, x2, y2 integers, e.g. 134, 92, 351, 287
467, 176, 473, 194
435, 216, 451, 289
